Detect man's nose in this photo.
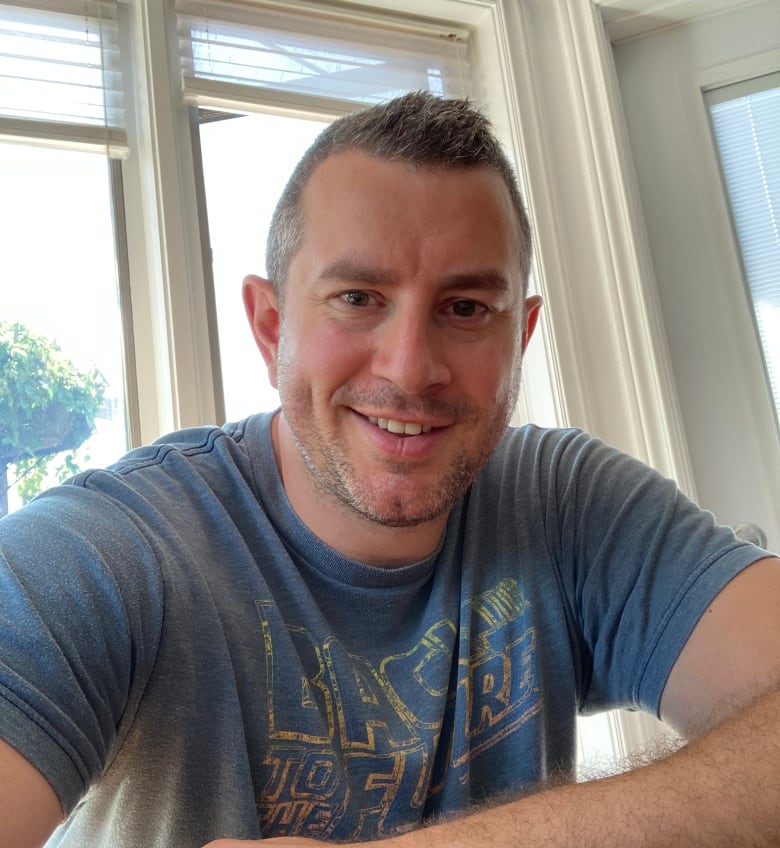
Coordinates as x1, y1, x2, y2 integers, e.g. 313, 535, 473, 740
370, 312, 452, 395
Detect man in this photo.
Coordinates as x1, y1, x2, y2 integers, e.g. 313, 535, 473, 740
1, 92, 778, 848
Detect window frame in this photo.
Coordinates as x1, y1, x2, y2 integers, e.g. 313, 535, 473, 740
0, 0, 141, 488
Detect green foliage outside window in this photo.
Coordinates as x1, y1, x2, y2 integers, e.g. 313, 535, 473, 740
0, 321, 107, 517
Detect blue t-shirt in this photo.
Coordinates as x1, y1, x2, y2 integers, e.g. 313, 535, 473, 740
0, 414, 767, 847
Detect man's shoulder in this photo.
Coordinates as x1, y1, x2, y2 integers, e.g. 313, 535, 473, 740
115, 413, 267, 470
0, 413, 275, 534
66, 412, 273, 486
487, 423, 591, 468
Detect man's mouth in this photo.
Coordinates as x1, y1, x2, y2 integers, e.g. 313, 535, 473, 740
367, 416, 433, 436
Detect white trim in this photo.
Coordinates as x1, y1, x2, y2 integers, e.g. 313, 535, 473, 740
679, 47, 780, 531
122, 0, 176, 439
465, 1, 565, 428
181, 78, 360, 120
0, 119, 128, 158
502, 0, 696, 494
693, 45, 780, 91
123, 0, 221, 437
607, 1, 780, 551
177, 0, 472, 41
597, 0, 762, 42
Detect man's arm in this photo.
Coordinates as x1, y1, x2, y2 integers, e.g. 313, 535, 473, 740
208, 556, 780, 848
250, 693, 780, 848
659, 555, 780, 735
0, 738, 63, 847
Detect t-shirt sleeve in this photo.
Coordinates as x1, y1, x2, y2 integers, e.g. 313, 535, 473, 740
542, 430, 771, 717
0, 483, 164, 814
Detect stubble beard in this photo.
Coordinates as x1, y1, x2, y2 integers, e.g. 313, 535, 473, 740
277, 359, 522, 529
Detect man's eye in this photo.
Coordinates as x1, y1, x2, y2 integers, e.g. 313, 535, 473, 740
450, 300, 484, 318
341, 291, 372, 307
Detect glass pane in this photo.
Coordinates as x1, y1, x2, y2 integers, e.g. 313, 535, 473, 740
0, 142, 128, 517
708, 78, 780, 432
198, 111, 328, 421
179, 2, 471, 105
0, 4, 124, 128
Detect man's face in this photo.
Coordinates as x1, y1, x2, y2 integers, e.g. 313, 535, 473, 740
251, 151, 540, 531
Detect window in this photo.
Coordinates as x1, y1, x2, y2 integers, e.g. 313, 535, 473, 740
198, 111, 326, 420
0, 1, 132, 516
0, 0, 125, 148
176, 0, 473, 109
181, 0, 477, 422
707, 73, 780, 433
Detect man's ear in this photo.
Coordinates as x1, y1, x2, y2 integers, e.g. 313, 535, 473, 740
243, 274, 281, 388
521, 295, 543, 354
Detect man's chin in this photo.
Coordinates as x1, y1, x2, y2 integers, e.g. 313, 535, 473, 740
357, 509, 445, 529
342, 483, 461, 529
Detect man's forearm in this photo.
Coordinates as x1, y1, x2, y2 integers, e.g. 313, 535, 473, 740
229, 689, 780, 848
384, 688, 780, 848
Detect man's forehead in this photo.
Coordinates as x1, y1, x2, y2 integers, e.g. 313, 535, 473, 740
300, 150, 518, 237
292, 149, 526, 286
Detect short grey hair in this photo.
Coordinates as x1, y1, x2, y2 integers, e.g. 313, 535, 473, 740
265, 91, 532, 304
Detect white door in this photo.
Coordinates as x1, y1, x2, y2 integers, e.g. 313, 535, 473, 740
608, 0, 780, 552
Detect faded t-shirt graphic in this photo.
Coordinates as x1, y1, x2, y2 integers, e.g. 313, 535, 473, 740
254, 576, 541, 839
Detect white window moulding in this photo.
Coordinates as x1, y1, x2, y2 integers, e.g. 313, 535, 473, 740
0, 117, 128, 157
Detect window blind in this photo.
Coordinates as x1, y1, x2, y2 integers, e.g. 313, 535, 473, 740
707, 74, 780, 423
176, 0, 474, 117
0, 0, 126, 154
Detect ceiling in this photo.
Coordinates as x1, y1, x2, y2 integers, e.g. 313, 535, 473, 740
595, 0, 763, 41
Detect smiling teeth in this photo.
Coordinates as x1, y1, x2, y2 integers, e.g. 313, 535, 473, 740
368, 416, 432, 436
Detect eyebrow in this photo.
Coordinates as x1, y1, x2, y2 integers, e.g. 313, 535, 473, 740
319, 260, 511, 293
440, 269, 511, 293
319, 259, 398, 286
